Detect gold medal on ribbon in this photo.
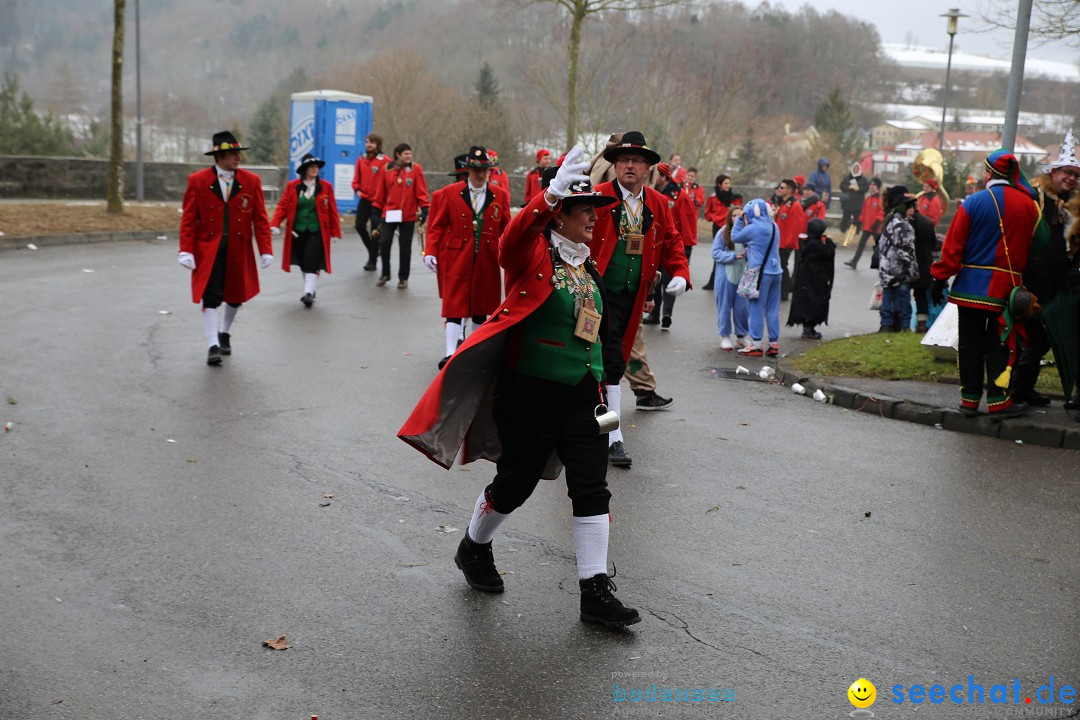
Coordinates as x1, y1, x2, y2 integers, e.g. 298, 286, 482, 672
624, 232, 644, 255
574, 302, 601, 343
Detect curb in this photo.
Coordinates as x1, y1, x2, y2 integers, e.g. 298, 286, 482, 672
775, 363, 1080, 451
0, 229, 174, 252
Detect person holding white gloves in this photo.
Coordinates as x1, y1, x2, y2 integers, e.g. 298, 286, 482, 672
178, 130, 273, 366
584, 131, 691, 468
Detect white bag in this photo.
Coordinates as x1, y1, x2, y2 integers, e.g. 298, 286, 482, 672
921, 301, 959, 360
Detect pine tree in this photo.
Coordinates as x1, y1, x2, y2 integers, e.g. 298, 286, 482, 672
733, 130, 763, 184
246, 94, 284, 164
0, 74, 75, 155
475, 61, 500, 108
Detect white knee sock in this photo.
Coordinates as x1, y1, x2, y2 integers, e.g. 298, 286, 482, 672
573, 514, 610, 579
202, 307, 219, 347
303, 273, 318, 295
221, 304, 239, 333
445, 322, 461, 357
605, 383, 623, 444
467, 490, 509, 544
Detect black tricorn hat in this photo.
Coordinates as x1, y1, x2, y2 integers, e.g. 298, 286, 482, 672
296, 153, 326, 175
541, 166, 617, 209
601, 130, 661, 166
448, 154, 469, 176
205, 130, 249, 156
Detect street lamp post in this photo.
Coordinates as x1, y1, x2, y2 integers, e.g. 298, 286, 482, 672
937, 8, 967, 153
135, 0, 143, 201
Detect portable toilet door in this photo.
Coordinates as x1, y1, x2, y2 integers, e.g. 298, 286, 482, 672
289, 90, 374, 214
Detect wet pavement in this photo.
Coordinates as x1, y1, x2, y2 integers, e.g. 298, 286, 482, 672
0, 231, 1078, 719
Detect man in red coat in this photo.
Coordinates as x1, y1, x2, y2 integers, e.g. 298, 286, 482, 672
373, 142, 430, 288
588, 131, 691, 467
683, 167, 705, 211
423, 147, 511, 368
846, 178, 885, 269
770, 178, 806, 301
350, 132, 391, 271
178, 131, 272, 366
523, 148, 551, 205
917, 179, 945, 229
644, 162, 698, 329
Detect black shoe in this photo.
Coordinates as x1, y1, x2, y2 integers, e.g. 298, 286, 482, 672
1013, 390, 1051, 407
217, 332, 231, 355
207, 345, 222, 366
580, 571, 640, 628
701, 283, 714, 290
660, 316, 672, 330
438, 355, 451, 370
454, 533, 504, 593
958, 404, 980, 418
801, 328, 823, 340
301, 292, 314, 308
989, 401, 1029, 419
363, 260, 377, 271
1065, 393, 1080, 410
635, 391, 673, 411
642, 314, 660, 325
844, 260, 857, 269
608, 441, 632, 467
376, 275, 390, 287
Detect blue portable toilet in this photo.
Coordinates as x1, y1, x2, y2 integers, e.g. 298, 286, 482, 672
289, 89, 374, 214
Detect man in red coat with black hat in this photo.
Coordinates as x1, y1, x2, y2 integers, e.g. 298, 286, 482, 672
423, 147, 511, 369
178, 130, 273, 366
589, 130, 691, 468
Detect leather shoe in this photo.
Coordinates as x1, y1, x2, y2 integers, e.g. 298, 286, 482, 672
1013, 390, 1051, 407
608, 441, 632, 468
217, 332, 231, 355
454, 533, 504, 592
301, 292, 314, 308
580, 571, 640, 627
363, 260, 377, 271
989, 401, 1029, 420
1065, 393, 1080, 410
438, 355, 451, 370
207, 345, 222, 366
376, 276, 390, 287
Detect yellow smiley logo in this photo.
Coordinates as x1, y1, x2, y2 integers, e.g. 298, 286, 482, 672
847, 678, 876, 708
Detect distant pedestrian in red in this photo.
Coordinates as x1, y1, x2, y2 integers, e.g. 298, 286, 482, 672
350, 132, 390, 271
845, 178, 885, 269
524, 149, 552, 204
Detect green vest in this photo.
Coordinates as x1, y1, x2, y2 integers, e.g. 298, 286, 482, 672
294, 191, 319, 233
509, 263, 604, 385
603, 202, 643, 294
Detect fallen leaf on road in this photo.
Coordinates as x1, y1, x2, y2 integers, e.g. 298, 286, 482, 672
323, 493, 335, 499
436, 525, 459, 534
739, 422, 748, 426
864, 511, 871, 517
319, 502, 331, 507
735, 485, 746, 490
263, 636, 290, 651
706, 505, 720, 513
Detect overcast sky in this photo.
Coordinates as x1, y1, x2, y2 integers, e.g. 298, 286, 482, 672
771, 0, 1080, 64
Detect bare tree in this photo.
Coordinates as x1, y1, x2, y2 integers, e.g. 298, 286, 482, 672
519, 0, 683, 145
977, 0, 1080, 47
107, 0, 125, 214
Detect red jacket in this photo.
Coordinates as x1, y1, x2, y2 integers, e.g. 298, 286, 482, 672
424, 181, 510, 317
860, 194, 885, 234
373, 162, 430, 222
398, 191, 599, 476
704, 196, 742, 227
270, 178, 342, 273
524, 167, 543, 205
488, 167, 509, 195
684, 182, 705, 210
179, 166, 272, 304
589, 182, 691, 362
350, 152, 391, 206
802, 199, 827, 222
666, 190, 699, 248
918, 192, 944, 228
773, 197, 806, 250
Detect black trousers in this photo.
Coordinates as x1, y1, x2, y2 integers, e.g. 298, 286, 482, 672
486, 370, 610, 517
840, 207, 859, 233
1011, 315, 1050, 395
201, 235, 239, 311
291, 229, 326, 274
779, 247, 793, 298
601, 289, 636, 382
957, 306, 1010, 402
850, 231, 879, 267
379, 221, 414, 281
660, 245, 691, 318
355, 199, 381, 262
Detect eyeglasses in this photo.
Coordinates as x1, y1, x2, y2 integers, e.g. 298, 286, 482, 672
616, 157, 649, 166
1059, 169, 1080, 180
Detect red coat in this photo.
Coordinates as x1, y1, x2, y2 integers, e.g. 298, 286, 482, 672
524, 168, 543, 205
350, 152, 391, 207
860, 194, 885, 233
179, 166, 272, 304
589, 182, 691, 362
373, 162, 430, 222
399, 191, 592, 476
670, 166, 687, 185
666, 190, 699, 247
918, 192, 944, 228
270, 178, 342, 273
424, 181, 511, 317
684, 182, 705, 210
773, 197, 806, 250
803, 199, 827, 222
704, 196, 742, 226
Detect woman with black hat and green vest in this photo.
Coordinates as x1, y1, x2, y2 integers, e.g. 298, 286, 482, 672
270, 153, 342, 308
399, 145, 641, 628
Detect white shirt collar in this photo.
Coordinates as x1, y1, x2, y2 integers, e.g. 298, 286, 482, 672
468, 181, 486, 193
550, 230, 590, 267
216, 168, 235, 180
617, 182, 643, 204
987, 178, 1009, 188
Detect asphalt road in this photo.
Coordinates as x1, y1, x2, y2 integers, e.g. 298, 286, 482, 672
1, 232, 1078, 719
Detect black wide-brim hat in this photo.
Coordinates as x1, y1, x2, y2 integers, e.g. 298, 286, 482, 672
296, 152, 326, 175
540, 167, 618, 209
204, 130, 249, 156
601, 130, 662, 166
448, 154, 469, 176
885, 185, 916, 212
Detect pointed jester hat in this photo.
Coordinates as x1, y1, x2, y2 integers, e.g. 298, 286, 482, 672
1039, 129, 1079, 174
984, 149, 1036, 199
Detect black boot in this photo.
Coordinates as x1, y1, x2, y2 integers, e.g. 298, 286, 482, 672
454, 533, 504, 592
579, 571, 640, 627
217, 332, 231, 355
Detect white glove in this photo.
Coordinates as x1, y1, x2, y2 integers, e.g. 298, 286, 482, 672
666, 275, 688, 296
423, 255, 438, 272
260, 254, 274, 269
270, 226, 281, 235
178, 252, 195, 270
331, 237, 341, 243
546, 144, 591, 199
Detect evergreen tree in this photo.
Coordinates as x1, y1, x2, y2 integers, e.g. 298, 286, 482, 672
0, 74, 75, 155
812, 86, 861, 159
475, 61, 500, 108
246, 93, 285, 164
733, 130, 763, 184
